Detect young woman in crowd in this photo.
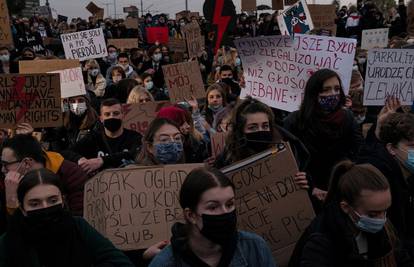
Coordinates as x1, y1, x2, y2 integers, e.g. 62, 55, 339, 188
201, 84, 228, 127
149, 167, 277, 267
127, 86, 155, 104
214, 97, 310, 190
104, 66, 126, 99
284, 69, 364, 205
289, 161, 413, 266
0, 168, 134, 266
141, 72, 169, 101
84, 59, 106, 97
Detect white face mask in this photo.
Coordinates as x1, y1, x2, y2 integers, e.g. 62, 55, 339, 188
152, 53, 162, 62
119, 63, 129, 71
89, 69, 99, 77
69, 102, 87, 116
145, 81, 154, 90
0, 54, 10, 62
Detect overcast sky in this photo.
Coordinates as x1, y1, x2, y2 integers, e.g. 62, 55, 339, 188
40, 0, 352, 20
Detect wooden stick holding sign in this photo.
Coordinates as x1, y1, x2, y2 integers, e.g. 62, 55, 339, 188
162, 61, 205, 102
0, 73, 62, 128
83, 163, 204, 251
221, 145, 315, 267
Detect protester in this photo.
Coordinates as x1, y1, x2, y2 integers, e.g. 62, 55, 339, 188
127, 86, 155, 104
201, 84, 227, 127
149, 167, 277, 267
141, 46, 165, 89
348, 69, 367, 125
0, 168, 134, 266
0, 47, 11, 74
141, 72, 169, 101
117, 52, 139, 80
84, 59, 106, 97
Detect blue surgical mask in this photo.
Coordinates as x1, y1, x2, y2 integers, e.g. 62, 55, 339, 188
154, 142, 183, 164
402, 149, 414, 174
353, 210, 387, 234
235, 57, 241, 66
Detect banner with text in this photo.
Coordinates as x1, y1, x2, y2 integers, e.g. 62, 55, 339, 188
0, 74, 62, 128
0, 0, 13, 47
361, 28, 389, 50
61, 28, 108, 61
84, 164, 203, 250
235, 34, 356, 111
363, 49, 414, 106
162, 61, 205, 102
221, 146, 315, 267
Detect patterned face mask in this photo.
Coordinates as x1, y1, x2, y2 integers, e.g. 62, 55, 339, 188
318, 94, 341, 113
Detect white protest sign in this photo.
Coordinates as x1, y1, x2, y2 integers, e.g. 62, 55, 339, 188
60, 28, 107, 61
361, 28, 389, 50
49, 67, 86, 98
235, 34, 356, 112
363, 49, 414, 106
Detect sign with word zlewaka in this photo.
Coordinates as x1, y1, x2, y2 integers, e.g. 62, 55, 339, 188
0, 74, 62, 128
182, 22, 205, 59
61, 28, 107, 61
235, 34, 356, 112
0, 0, 13, 47
363, 49, 414, 106
19, 59, 86, 98
361, 28, 389, 50
162, 61, 205, 102
84, 164, 203, 250
122, 101, 171, 135
221, 146, 315, 267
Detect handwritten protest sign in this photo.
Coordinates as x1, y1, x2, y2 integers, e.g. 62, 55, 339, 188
242, 0, 257, 11
107, 39, 138, 51
182, 22, 205, 59
86, 1, 104, 19
61, 28, 107, 61
19, 59, 86, 98
211, 132, 227, 158
168, 38, 187, 53
361, 28, 389, 50
308, 4, 337, 36
84, 163, 203, 250
277, 0, 314, 36
125, 18, 139, 29
235, 34, 356, 111
0, 74, 62, 128
0, 0, 13, 47
162, 61, 205, 102
363, 49, 414, 106
146, 27, 169, 44
221, 146, 315, 266
122, 101, 171, 135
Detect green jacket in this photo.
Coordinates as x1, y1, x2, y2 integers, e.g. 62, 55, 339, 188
0, 216, 134, 267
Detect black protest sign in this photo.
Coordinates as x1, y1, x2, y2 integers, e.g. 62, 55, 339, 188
0, 73, 62, 128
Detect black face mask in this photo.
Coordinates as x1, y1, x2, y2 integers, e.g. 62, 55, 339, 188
245, 131, 273, 153
200, 210, 237, 246
104, 118, 122, 133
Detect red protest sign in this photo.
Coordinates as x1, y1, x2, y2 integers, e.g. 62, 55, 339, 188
146, 27, 169, 44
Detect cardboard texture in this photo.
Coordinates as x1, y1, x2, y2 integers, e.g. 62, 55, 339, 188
61, 28, 108, 61
182, 22, 205, 59
162, 61, 205, 102
211, 131, 227, 158
122, 101, 171, 135
242, 0, 257, 11
146, 27, 169, 44
272, 0, 284, 10
125, 18, 139, 29
107, 39, 139, 50
83, 163, 204, 250
86, 2, 101, 14
221, 146, 315, 267
0, 0, 13, 47
0, 73, 62, 128
308, 4, 337, 36
168, 38, 187, 53
19, 60, 86, 98
361, 28, 389, 50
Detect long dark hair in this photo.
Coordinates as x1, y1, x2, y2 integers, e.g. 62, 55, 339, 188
297, 69, 346, 131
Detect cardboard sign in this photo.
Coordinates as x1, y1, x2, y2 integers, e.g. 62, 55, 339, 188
182, 22, 204, 59
19, 59, 86, 99
235, 34, 356, 112
107, 39, 138, 50
168, 38, 187, 53
122, 101, 171, 135
221, 146, 315, 267
361, 28, 389, 50
308, 4, 337, 36
242, 0, 257, 11
176, 10, 190, 21
125, 18, 139, 29
86, 2, 102, 14
162, 61, 205, 102
272, 0, 284, 10
0, 0, 13, 47
83, 164, 204, 250
277, 0, 314, 36
146, 27, 169, 44
61, 28, 108, 61
363, 49, 414, 106
211, 132, 227, 158
0, 74, 62, 128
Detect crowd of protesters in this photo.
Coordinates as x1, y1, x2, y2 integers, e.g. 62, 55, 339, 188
0, 0, 414, 266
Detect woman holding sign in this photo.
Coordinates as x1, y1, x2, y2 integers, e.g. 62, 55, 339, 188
149, 167, 277, 267
0, 168, 134, 266
284, 69, 364, 206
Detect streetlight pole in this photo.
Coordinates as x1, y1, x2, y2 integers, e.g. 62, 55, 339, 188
113, 0, 116, 18
141, 0, 144, 17
185, 0, 188, 11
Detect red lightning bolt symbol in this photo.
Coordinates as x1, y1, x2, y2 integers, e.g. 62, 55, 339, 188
212, 0, 230, 54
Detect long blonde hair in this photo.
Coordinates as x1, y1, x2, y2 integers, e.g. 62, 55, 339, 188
127, 86, 155, 104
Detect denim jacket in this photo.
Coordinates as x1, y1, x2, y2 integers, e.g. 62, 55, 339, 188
149, 231, 277, 267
